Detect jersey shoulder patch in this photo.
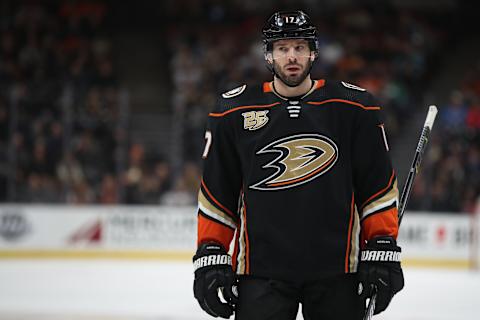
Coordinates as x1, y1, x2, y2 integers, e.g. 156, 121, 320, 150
212, 83, 272, 115
222, 84, 247, 98
341, 81, 366, 91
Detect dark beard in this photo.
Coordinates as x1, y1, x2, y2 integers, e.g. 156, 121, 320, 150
272, 60, 312, 87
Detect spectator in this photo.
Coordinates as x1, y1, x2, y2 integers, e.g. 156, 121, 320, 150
57, 151, 86, 189
466, 99, 480, 131
440, 91, 467, 133
99, 174, 119, 204
160, 176, 196, 206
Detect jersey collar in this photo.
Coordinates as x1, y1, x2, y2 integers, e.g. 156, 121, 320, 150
263, 79, 325, 100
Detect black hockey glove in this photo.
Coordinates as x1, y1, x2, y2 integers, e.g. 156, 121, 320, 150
193, 242, 238, 318
358, 236, 404, 315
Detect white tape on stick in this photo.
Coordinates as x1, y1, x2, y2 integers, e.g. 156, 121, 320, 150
424, 105, 438, 129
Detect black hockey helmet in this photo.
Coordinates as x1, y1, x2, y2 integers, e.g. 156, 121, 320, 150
262, 10, 319, 54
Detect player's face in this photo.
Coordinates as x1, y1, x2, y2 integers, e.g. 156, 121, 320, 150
271, 39, 314, 87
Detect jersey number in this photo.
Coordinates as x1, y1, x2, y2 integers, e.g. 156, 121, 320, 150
202, 131, 212, 159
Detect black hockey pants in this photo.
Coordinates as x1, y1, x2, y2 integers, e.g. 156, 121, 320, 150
234, 273, 365, 320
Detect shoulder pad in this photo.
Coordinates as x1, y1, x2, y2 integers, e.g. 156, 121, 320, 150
222, 84, 247, 99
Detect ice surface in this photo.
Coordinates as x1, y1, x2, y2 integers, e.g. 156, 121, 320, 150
0, 260, 478, 320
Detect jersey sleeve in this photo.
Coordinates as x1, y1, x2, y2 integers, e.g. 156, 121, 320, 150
197, 109, 242, 250
352, 94, 399, 245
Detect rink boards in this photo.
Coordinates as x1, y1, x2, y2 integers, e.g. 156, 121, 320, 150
0, 205, 479, 269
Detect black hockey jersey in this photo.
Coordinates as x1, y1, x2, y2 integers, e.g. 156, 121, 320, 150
197, 79, 399, 282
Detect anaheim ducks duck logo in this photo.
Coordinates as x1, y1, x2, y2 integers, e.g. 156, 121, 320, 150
250, 133, 338, 191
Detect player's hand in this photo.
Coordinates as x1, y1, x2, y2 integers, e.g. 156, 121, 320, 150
193, 242, 238, 318
357, 236, 404, 315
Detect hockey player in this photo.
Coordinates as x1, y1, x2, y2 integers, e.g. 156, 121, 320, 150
193, 10, 404, 320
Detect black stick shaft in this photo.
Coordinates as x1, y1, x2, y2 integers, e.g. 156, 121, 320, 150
398, 125, 431, 225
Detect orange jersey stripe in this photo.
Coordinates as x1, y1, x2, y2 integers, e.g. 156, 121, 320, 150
360, 171, 395, 209
208, 102, 281, 117
315, 79, 326, 89
345, 194, 355, 273
263, 82, 272, 93
361, 207, 399, 245
201, 179, 235, 218
197, 214, 234, 249
307, 99, 381, 110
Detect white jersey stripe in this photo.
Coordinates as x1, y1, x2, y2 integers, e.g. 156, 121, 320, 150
198, 202, 237, 229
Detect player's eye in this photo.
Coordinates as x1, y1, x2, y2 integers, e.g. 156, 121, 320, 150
296, 45, 306, 51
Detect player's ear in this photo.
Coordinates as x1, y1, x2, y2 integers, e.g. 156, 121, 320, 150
310, 52, 316, 62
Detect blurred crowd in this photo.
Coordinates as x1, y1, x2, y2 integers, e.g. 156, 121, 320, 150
409, 68, 480, 213
0, 2, 124, 203
0, 1, 202, 205
0, 1, 478, 212
0, 2, 123, 203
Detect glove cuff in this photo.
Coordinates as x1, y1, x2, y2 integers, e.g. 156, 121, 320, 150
193, 242, 232, 273
361, 236, 401, 263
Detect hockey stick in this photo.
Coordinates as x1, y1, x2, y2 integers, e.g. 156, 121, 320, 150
363, 105, 438, 320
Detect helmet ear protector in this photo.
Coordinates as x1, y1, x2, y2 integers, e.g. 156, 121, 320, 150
262, 10, 319, 64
